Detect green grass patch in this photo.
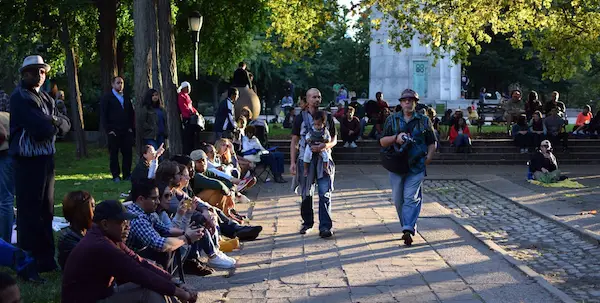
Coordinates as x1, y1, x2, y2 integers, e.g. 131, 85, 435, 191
528, 179, 586, 189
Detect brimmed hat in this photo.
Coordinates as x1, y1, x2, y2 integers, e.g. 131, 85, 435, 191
93, 200, 136, 223
177, 81, 191, 93
190, 149, 207, 161
540, 140, 552, 148
399, 89, 419, 101
19, 55, 51, 73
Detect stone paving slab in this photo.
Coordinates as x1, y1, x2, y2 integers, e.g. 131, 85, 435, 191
188, 166, 563, 303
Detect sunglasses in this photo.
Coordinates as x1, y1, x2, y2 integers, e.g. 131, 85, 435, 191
541, 145, 550, 148
163, 192, 173, 199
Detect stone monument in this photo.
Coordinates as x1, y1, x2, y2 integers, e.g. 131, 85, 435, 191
369, 10, 461, 104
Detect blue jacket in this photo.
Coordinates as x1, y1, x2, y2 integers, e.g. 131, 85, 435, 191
9, 83, 70, 157
214, 98, 235, 132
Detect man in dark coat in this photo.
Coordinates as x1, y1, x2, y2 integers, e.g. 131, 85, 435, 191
100, 76, 135, 182
9, 55, 70, 275
232, 62, 252, 89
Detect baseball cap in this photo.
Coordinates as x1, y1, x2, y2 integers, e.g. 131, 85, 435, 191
93, 200, 137, 223
399, 89, 419, 101
190, 149, 207, 161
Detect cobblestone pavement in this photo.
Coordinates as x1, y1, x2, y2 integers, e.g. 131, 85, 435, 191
425, 179, 600, 303
186, 169, 562, 303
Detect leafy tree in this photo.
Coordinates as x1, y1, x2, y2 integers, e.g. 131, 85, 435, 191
366, 0, 600, 81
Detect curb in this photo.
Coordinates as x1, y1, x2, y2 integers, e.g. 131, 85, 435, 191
469, 178, 600, 246
445, 214, 576, 303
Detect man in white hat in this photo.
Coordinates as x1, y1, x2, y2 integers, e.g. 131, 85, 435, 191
9, 55, 71, 274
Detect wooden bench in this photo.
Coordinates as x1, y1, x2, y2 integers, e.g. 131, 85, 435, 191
476, 102, 507, 132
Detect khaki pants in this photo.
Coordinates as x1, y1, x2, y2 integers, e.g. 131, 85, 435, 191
98, 283, 179, 303
197, 189, 234, 213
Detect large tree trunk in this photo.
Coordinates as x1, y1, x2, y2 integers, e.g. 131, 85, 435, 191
150, 0, 161, 92
157, 0, 182, 155
96, 0, 118, 93
95, 0, 118, 148
133, 0, 155, 154
60, 12, 87, 158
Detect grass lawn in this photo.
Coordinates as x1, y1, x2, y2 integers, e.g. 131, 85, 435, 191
1, 142, 132, 303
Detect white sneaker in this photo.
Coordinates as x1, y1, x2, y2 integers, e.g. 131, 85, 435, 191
236, 194, 251, 204
350, 142, 358, 148
208, 252, 236, 269
343, 142, 350, 148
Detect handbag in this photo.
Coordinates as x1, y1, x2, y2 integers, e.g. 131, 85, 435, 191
189, 114, 205, 131
380, 115, 412, 174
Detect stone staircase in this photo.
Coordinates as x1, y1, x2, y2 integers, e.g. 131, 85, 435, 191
267, 138, 600, 165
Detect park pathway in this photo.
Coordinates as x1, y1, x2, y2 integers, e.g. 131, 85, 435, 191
186, 166, 564, 303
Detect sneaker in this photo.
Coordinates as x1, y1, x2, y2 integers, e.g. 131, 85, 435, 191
183, 259, 215, 276
343, 142, 350, 148
208, 252, 236, 269
236, 177, 255, 192
219, 238, 240, 252
299, 225, 313, 234
112, 177, 121, 183
319, 229, 333, 238
236, 194, 251, 204
350, 142, 358, 148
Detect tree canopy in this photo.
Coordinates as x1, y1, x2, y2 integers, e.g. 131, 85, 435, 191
367, 0, 600, 81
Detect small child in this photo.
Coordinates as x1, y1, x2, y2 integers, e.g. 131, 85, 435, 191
303, 111, 331, 176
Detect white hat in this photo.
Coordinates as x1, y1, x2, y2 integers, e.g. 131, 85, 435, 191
19, 55, 51, 73
541, 140, 552, 148
177, 81, 191, 94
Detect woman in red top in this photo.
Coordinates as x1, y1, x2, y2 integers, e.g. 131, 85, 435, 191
448, 117, 472, 153
177, 81, 200, 154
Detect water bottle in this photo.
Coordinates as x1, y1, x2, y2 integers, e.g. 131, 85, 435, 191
526, 161, 533, 180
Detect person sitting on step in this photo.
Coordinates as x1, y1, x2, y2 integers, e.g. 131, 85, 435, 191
448, 117, 472, 153
573, 105, 593, 135
340, 106, 360, 148
512, 114, 531, 154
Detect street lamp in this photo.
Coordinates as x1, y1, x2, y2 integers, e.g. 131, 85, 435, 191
188, 11, 203, 80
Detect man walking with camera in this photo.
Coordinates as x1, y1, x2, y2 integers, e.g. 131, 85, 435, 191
379, 89, 436, 246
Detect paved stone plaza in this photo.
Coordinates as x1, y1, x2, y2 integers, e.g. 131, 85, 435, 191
185, 165, 600, 303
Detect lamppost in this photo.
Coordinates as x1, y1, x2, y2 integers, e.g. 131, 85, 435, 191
188, 11, 203, 80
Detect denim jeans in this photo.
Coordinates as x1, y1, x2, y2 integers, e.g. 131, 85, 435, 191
454, 134, 470, 147
389, 171, 425, 235
261, 151, 285, 175
0, 154, 14, 243
301, 173, 333, 232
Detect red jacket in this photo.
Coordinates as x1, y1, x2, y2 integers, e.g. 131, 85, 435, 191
177, 92, 197, 119
449, 125, 471, 144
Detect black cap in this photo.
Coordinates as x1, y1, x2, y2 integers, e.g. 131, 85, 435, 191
93, 200, 137, 223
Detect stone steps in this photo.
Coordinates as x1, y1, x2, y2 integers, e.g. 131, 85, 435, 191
266, 139, 600, 165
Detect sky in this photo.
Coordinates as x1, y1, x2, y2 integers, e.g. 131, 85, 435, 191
338, 0, 359, 37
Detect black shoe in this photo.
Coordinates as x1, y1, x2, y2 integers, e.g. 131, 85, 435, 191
235, 226, 263, 241
401, 231, 413, 246
559, 175, 568, 181
123, 176, 131, 181
319, 229, 333, 238
274, 175, 288, 183
299, 225, 313, 234
113, 177, 121, 183
183, 259, 214, 276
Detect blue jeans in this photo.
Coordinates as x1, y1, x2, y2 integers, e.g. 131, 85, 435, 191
261, 151, 284, 175
453, 134, 470, 147
389, 171, 425, 235
144, 135, 165, 150
0, 155, 14, 243
301, 174, 333, 231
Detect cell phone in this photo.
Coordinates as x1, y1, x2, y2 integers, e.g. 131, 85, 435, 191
181, 198, 194, 211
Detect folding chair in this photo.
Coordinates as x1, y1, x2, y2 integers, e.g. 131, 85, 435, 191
253, 159, 274, 183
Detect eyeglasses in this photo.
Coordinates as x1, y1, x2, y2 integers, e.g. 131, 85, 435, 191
147, 195, 160, 202
541, 145, 550, 148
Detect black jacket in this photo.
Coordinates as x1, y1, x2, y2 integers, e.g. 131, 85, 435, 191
100, 91, 135, 133
232, 68, 252, 88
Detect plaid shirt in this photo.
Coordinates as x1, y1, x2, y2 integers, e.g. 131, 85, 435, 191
0, 90, 9, 112
126, 203, 171, 252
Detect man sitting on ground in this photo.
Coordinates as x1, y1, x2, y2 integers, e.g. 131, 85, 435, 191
62, 200, 197, 303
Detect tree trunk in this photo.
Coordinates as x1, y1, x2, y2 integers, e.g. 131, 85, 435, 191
211, 78, 220, 112
133, 0, 155, 154
150, 0, 161, 92
95, 0, 118, 93
60, 12, 87, 158
95, 0, 118, 148
157, 0, 182, 155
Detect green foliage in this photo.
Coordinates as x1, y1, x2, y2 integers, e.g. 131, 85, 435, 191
367, 0, 600, 81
